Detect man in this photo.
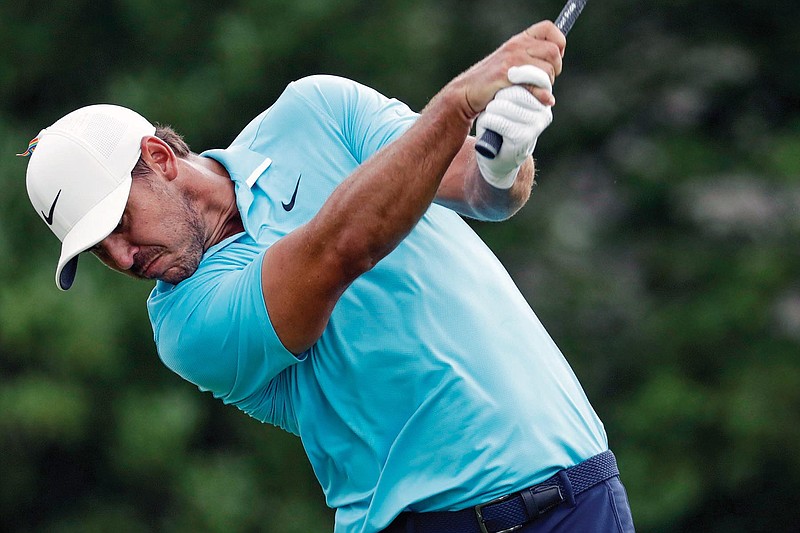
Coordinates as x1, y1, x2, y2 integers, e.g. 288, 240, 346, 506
22, 20, 634, 533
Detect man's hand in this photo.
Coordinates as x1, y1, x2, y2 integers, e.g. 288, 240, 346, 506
446, 20, 566, 121
476, 66, 554, 189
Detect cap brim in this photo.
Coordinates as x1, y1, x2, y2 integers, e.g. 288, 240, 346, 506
59, 256, 79, 290
55, 177, 132, 290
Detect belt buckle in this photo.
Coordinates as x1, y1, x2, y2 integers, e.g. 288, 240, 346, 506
474, 493, 524, 533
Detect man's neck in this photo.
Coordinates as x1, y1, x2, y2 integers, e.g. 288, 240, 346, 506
186, 154, 245, 250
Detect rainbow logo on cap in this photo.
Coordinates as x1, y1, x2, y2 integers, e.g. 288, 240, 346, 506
16, 136, 39, 157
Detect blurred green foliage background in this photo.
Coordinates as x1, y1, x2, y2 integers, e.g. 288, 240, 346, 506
1, 0, 799, 531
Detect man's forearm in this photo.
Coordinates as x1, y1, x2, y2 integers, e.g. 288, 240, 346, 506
436, 136, 535, 222
465, 152, 535, 221
307, 89, 473, 278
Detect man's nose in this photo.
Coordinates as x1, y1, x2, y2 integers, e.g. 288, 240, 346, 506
99, 234, 138, 271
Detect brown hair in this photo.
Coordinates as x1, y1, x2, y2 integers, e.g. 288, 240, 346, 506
131, 125, 191, 178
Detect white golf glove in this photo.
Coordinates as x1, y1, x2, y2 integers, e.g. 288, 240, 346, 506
476, 65, 554, 189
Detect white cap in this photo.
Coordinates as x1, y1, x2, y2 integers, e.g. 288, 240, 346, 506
24, 104, 156, 290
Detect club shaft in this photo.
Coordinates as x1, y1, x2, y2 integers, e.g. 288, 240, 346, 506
556, 0, 588, 36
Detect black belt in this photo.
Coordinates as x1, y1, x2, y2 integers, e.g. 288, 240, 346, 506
385, 450, 619, 533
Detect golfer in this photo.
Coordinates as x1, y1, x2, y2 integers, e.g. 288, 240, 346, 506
22, 20, 634, 533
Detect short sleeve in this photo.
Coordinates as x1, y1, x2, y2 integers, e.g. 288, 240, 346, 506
286, 75, 419, 164
147, 238, 303, 422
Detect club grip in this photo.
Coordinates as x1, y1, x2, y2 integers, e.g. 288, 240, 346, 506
475, 129, 503, 159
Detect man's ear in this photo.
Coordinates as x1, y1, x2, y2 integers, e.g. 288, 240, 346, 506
140, 136, 178, 181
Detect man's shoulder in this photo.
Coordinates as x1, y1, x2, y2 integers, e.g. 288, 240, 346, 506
287, 74, 365, 97
217, 75, 364, 154
284, 74, 385, 115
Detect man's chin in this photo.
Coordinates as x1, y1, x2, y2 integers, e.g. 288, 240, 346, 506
154, 263, 200, 285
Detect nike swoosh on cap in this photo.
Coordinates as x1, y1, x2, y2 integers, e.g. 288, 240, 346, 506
42, 189, 62, 226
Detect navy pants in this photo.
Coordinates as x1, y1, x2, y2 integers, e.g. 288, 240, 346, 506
384, 475, 635, 533
516, 475, 635, 532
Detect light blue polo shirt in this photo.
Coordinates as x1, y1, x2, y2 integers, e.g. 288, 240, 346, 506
147, 75, 607, 533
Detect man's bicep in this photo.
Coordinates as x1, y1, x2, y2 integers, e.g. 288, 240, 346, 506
261, 226, 350, 355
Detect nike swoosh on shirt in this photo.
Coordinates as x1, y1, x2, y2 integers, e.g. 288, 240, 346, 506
282, 174, 302, 211
42, 189, 62, 225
